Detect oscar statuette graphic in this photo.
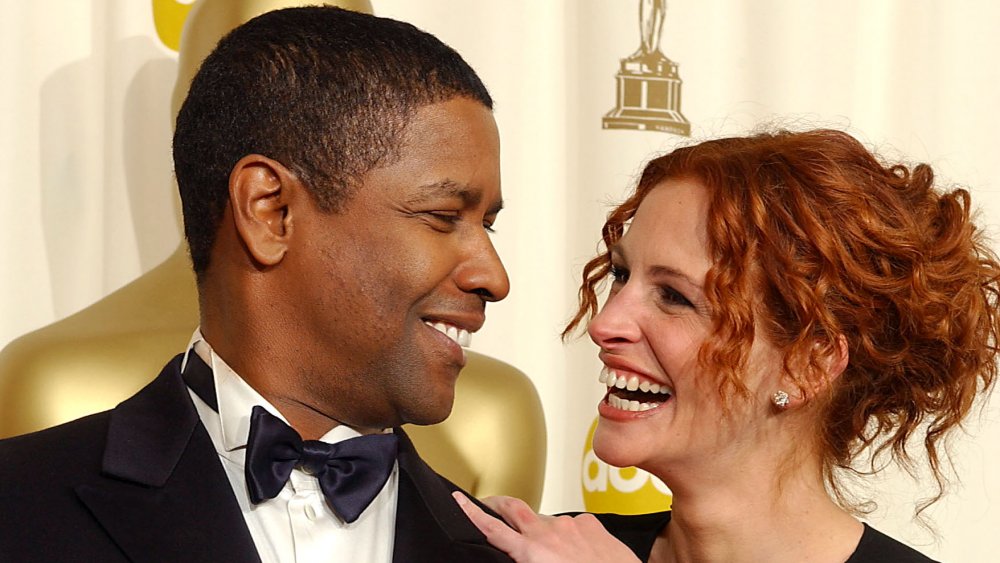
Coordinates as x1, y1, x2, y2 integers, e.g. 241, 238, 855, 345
603, 0, 690, 135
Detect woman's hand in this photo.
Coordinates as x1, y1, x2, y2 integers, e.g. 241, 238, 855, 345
452, 492, 641, 563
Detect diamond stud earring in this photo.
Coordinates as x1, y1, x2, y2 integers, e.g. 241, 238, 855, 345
772, 390, 790, 409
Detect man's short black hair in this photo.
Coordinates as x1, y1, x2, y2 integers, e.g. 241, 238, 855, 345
173, 6, 493, 277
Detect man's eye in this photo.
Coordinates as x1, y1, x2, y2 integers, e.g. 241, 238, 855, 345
430, 212, 459, 222
425, 212, 460, 230
483, 221, 496, 234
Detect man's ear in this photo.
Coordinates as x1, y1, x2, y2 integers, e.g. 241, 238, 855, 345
228, 154, 301, 267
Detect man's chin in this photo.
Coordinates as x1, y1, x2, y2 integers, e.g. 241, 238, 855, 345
401, 396, 456, 426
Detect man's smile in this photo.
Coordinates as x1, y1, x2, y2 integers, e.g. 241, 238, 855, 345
423, 320, 472, 348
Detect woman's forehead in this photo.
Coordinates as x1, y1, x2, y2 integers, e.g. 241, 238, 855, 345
617, 180, 713, 280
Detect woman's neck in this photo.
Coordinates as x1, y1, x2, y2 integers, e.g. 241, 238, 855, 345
648, 455, 862, 563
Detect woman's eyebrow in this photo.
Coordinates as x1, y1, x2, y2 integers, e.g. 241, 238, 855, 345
611, 244, 698, 283
609, 244, 625, 263
648, 265, 700, 288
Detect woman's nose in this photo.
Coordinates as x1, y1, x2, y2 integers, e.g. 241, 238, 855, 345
587, 287, 641, 348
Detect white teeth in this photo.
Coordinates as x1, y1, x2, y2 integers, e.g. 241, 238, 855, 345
601, 368, 673, 396
605, 393, 663, 412
425, 321, 472, 347
647, 382, 673, 396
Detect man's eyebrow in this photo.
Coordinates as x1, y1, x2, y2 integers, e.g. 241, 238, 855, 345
407, 180, 504, 214
407, 180, 476, 204
487, 198, 504, 216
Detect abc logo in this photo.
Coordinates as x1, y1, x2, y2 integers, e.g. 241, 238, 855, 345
581, 417, 672, 514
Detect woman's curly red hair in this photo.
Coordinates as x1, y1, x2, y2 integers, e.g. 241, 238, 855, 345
567, 129, 1000, 513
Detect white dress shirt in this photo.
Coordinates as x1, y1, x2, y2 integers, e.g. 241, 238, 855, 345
181, 329, 398, 563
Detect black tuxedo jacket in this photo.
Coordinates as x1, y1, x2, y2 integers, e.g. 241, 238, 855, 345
0, 355, 512, 562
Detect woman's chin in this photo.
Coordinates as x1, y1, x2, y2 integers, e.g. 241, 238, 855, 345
592, 426, 645, 469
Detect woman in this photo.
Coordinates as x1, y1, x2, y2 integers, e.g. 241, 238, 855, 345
454, 129, 1000, 562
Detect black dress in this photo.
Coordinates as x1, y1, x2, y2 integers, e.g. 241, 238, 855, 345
588, 511, 937, 562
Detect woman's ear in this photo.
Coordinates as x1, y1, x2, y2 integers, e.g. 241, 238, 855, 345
774, 335, 849, 411
228, 154, 302, 267
801, 334, 850, 399
818, 334, 849, 382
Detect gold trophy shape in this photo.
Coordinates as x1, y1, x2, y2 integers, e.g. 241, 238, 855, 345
603, 0, 690, 135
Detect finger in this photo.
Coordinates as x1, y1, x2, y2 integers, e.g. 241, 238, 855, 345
481, 495, 542, 533
571, 512, 606, 531
451, 492, 527, 554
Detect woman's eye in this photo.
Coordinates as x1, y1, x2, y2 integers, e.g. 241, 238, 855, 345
609, 265, 629, 284
483, 221, 496, 234
659, 286, 693, 308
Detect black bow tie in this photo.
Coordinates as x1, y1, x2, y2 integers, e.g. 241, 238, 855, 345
180, 352, 399, 523
244, 406, 399, 523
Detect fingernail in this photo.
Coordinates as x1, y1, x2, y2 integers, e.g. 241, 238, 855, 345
452, 491, 469, 506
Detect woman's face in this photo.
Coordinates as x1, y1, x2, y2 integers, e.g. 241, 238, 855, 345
588, 178, 782, 475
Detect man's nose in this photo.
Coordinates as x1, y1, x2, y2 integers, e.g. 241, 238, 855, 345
456, 233, 510, 302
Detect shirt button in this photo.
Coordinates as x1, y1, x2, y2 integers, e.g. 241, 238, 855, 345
304, 504, 318, 521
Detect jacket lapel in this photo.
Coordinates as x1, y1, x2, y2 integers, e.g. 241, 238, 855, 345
75, 355, 260, 563
73, 356, 507, 562
392, 428, 513, 562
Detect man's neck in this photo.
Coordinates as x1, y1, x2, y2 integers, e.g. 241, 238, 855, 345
195, 327, 384, 440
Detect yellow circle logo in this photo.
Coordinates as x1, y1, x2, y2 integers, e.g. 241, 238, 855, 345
581, 417, 672, 514
152, 0, 196, 52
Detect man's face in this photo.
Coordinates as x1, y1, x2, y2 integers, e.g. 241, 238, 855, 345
280, 97, 508, 430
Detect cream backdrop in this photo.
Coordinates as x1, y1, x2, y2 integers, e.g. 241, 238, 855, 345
2, 1, 999, 560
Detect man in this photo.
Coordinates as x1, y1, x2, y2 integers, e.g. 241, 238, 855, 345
0, 7, 514, 562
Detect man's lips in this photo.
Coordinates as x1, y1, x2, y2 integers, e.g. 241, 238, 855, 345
421, 310, 484, 346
